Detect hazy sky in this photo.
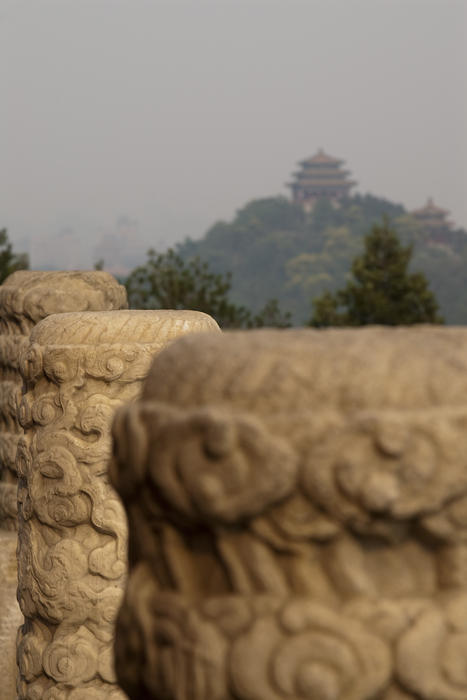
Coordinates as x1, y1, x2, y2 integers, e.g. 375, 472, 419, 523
1, 0, 466, 270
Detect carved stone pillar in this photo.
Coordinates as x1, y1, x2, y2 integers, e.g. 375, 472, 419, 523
110, 327, 467, 700
0, 270, 126, 700
16, 309, 219, 700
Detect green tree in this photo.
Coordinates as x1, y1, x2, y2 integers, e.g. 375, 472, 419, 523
126, 248, 293, 329
249, 298, 292, 328
310, 218, 443, 326
126, 248, 253, 328
0, 228, 29, 283
175, 193, 419, 324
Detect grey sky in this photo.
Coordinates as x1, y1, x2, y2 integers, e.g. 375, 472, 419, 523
1, 0, 466, 270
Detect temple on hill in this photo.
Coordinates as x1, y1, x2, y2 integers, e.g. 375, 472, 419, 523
288, 149, 356, 211
411, 197, 453, 233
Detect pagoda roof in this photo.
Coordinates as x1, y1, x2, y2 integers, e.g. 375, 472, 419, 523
294, 171, 353, 182
412, 197, 450, 218
290, 179, 356, 188
299, 148, 344, 166
294, 168, 352, 178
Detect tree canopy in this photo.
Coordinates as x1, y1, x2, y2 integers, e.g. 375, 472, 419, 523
125, 247, 291, 328
310, 218, 443, 326
0, 228, 29, 284
176, 194, 466, 324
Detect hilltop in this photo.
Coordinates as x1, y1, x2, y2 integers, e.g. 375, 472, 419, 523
176, 194, 467, 325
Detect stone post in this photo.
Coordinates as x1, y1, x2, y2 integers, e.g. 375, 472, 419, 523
110, 327, 467, 700
0, 270, 126, 700
16, 309, 219, 700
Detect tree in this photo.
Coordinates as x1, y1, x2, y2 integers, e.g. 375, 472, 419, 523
126, 248, 253, 328
126, 248, 293, 329
310, 218, 443, 326
249, 299, 292, 328
0, 228, 29, 284
175, 193, 435, 325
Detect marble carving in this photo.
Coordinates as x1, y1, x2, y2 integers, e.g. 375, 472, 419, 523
111, 326, 467, 700
0, 270, 126, 700
16, 309, 219, 700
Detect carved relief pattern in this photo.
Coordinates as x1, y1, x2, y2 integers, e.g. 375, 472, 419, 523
110, 328, 467, 699
0, 271, 127, 700
0, 335, 28, 529
16, 310, 219, 700
0, 270, 127, 526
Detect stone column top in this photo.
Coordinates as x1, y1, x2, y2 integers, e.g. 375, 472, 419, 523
19, 310, 220, 391
122, 325, 467, 539
0, 271, 128, 330
141, 325, 467, 410
29, 308, 220, 346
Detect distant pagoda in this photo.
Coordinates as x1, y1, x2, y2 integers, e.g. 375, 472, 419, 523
411, 197, 453, 233
288, 148, 356, 211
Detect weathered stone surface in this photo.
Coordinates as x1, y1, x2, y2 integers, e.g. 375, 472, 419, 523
0, 270, 127, 700
0, 270, 128, 333
16, 309, 220, 699
0, 333, 24, 700
0, 531, 22, 700
111, 326, 467, 700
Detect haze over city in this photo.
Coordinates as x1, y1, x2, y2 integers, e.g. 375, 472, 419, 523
1, 0, 466, 272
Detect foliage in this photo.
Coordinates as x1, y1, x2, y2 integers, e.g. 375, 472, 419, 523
176, 194, 418, 323
0, 228, 29, 284
176, 194, 466, 325
310, 218, 443, 326
125, 247, 290, 329
249, 299, 292, 328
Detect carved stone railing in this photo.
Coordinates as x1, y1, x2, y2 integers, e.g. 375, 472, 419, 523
110, 326, 467, 700
16, 309, 220, 700
0, 270, 127, 700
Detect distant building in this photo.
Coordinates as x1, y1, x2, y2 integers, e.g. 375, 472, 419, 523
288, 148, 356, 211
411, 197, 454, 236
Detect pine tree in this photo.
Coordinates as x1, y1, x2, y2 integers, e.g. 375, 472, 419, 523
125, 248, 291, 329
310, 218, 443, 326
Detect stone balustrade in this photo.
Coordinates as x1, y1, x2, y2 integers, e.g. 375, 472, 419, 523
0, 270, 127, 700
16, 309, 220, 700
110, 326, 467, 700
